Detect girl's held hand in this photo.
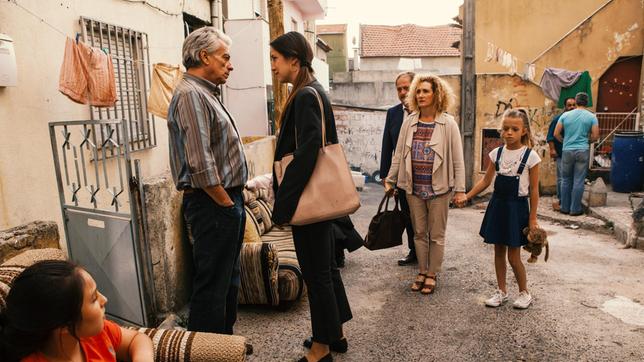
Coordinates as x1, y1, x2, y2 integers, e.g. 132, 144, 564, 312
453, 192, 467, 207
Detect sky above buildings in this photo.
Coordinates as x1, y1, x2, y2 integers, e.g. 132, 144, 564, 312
317, 0, 464, 51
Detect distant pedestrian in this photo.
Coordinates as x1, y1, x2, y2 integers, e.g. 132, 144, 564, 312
270, 31, 352, 362
554, 92, 599, 216
546, 97, 576, 211
385, 73, 466, 296
456, 109, 541, 309
380, 71, 417, 266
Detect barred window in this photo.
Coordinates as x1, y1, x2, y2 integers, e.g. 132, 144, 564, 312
81, 17, 156, 153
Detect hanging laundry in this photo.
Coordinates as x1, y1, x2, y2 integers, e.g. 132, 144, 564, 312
59, 37, 117, 107
495, 47, 503, 63
485, 42, 495, 62
539, 67, 582, 103
148, 63, 183, 119
510, 56, 518, 74
501, 51, 510, 68
524, 63, 536, 81
558, 70, 592, 108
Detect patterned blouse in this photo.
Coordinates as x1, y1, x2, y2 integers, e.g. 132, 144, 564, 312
412, 122, 437, 199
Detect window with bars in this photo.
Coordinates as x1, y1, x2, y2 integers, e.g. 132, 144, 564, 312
81, 17, 156, 153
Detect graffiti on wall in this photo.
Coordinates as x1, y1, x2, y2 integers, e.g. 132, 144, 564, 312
485, 96, 557, 154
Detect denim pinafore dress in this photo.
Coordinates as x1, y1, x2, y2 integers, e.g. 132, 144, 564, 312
479, 146, 531, 247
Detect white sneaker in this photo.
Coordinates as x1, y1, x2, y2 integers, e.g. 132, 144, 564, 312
513, 291, 533, 309
485, 289, 508, 307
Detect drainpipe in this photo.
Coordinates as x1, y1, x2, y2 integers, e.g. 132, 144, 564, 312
210, 0, 223, 31
461, 0, 475, 190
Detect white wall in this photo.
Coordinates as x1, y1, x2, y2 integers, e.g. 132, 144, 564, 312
283, 1, 304, 32
0, 0, 206, 230
334, 106, 387, 176
360, 56, 461, 74
183, 0, 212, 22
312, 57, 329, 91
227, 0, 255, 19
224, 19, 271, 136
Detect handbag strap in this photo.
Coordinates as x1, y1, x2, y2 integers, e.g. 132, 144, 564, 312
378, 194, 400, 213
294, 86, 326, 150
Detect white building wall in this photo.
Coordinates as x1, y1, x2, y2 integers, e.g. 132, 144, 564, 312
312, 57, 329, 91
227, 0, 255, 19
224, 19, 271, 136
360, 56, 461, 74
284, 1, 304, 32
0, 0, 208, 230
183, 0, 212, 22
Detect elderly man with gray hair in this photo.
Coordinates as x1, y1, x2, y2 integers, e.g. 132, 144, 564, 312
167, 26, 248, 334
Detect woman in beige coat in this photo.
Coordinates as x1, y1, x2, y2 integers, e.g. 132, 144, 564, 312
385, 74, 466, 295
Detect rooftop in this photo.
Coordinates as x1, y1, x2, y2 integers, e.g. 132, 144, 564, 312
317, 24, 348, 34
360, 24, 461, 58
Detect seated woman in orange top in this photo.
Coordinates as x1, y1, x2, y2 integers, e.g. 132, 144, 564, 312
0, 260, 153, 362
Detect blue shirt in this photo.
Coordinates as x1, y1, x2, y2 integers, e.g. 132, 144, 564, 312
557, 108, 598, 151
546, 113, 564, 157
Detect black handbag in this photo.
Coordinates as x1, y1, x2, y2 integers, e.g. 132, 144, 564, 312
364, 194, 411, 251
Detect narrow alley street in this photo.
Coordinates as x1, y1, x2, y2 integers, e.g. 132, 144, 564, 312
237, 185, 644, 361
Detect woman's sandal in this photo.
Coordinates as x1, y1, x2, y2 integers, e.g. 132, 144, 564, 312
420, 274, 437, 295
411, 273, 426, 292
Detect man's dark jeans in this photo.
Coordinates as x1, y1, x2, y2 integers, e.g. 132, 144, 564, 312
183, 187, 245, 334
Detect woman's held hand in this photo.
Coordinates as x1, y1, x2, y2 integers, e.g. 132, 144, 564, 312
384, 182, 396, 196
453, 192, 467, 207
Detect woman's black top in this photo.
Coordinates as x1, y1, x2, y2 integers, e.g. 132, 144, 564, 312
271, 80, 338, 224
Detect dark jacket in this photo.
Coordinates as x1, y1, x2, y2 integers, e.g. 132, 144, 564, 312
332, 216, 363, 252
380, 103, 405, 178
272, 80, 338, 225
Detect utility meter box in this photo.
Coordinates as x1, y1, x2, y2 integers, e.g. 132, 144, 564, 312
0, 33, 17, 87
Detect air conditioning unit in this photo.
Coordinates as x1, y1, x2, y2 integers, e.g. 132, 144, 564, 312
0, 33, 17, 87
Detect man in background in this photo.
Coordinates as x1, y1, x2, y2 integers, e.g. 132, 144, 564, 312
380, 71, 417, 266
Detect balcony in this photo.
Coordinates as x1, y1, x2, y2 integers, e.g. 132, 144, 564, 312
290, 0, 326, 20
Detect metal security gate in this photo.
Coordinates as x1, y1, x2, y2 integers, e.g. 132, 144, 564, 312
49, 119, 154, 326
590, 111, 640, 170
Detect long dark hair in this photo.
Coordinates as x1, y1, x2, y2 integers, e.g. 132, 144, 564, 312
270, 31, 315, 123
0, 260, 85, 361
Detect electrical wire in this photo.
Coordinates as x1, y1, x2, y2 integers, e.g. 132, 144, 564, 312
118, 0, 184, 17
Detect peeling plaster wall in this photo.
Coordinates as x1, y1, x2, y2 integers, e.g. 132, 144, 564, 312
331, 72, 461, 110
473, 0, 643, 194
334, 107, 387, 177
475, 0, 609, 74
474, 75, 558, 194
532, 0, 643, 104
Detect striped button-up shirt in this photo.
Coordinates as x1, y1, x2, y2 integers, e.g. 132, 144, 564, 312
167, 73, 248, 190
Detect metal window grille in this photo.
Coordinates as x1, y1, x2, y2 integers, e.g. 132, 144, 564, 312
81, 17, 156, 155
591, 111, 640, 170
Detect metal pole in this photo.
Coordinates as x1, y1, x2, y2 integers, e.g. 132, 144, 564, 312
461, 0, 476, 190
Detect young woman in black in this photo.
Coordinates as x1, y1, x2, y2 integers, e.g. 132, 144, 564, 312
270, 32, 352, 362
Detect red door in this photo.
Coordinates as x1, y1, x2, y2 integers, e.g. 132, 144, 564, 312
597, 56, 642, 112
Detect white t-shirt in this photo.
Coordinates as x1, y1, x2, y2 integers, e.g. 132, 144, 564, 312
488, 146, 541, 197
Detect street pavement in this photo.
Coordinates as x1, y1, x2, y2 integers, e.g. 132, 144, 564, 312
236, 185, 644, 362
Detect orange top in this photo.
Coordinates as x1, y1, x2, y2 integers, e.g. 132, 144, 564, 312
21, 320, 122, 362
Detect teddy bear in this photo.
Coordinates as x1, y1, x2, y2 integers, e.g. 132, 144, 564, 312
522, 227, 549, 263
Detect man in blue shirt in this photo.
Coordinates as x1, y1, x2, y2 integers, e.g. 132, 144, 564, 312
546, 97, 576, 211
554, 92, 599, 216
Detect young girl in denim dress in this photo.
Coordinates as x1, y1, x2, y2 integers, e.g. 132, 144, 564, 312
455, 109, 541, 309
